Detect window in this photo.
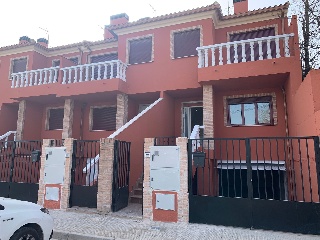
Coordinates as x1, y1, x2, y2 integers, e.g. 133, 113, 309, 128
47, 108, 64, 130
68, 57, 79, 65
52, 60, 60, 67
12, 58, 27, 73
91, 107, 116, 131
229, 27, 276, 62
227, 96, 272, 126
138, 104, 150, 113
128, 36, 152, 64
90, 53, 118, 79
173, 28, 200, 58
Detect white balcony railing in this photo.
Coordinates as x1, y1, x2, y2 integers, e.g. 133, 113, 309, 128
11, 67, 60, 88
60, 60, 127, 84
197, 33, 295, 68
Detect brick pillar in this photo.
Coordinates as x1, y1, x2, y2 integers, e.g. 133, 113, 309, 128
176, 137, 189, 223
62, 99, 74, 139
38, 139, 54, 206
60, 138, 74, 209
116, 93, 128, 129
16, 100, 26, 140
203, 85, 214, 138
143, 138, 154, 220
97, 138, 115, 213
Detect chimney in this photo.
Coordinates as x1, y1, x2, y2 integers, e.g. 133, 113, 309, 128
19, 36, 31, 45
233, 0, 248, 14
37, 38, 48, 48
110, 13, 129, 26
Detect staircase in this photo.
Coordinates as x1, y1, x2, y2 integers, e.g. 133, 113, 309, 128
130, 177, 143, 204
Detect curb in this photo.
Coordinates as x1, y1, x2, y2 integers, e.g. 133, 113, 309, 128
53, 231, 115, 240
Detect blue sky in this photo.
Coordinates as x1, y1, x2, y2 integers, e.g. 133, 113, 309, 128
0, 0, 288, 48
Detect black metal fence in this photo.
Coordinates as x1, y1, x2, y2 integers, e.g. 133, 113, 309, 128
0, 140, 42, 203
154, 137, 176, 146
70, 140, 100, 208
112, 140, 131, 212
189, 137, 320, 234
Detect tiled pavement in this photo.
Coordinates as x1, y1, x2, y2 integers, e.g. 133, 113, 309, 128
51, 204, 320, 240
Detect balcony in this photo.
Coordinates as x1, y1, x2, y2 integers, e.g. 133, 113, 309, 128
10, 60, 128, 99
197, 34, 297, 88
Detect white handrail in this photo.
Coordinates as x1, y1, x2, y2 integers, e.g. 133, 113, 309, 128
60, 60, 127, 84
0, 131, 16, 141
82, 154, 100, 186
190, 125, 204, 152
197, 33, 294, 68
11, 67, 60, 88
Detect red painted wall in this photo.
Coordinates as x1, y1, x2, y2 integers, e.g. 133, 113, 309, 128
215, 88, 287, 138
116, 94, 175, 190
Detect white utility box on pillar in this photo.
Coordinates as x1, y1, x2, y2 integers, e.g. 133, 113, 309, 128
149, 146, 180, 191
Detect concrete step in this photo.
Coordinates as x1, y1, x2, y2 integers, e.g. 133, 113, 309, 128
134, 188, 142, 195
130, 195, 143, 204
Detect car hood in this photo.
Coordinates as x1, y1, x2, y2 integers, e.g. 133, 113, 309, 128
0, 198, 42, 211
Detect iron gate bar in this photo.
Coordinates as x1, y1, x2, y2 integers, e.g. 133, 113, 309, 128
0, 140, 42, 203
69, 140, 99, 208
189, 136, 320, 234
112, 140, 131, 212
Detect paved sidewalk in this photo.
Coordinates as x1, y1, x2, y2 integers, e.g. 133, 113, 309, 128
51, 204, 320, 240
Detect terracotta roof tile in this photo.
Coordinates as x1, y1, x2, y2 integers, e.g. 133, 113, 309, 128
107, 2, 290, 31
107, 2, 222, 30
222, 2, 290, 20
0, 38, 117, 53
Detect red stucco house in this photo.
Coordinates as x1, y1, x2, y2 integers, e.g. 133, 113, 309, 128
1, 0, 320, 231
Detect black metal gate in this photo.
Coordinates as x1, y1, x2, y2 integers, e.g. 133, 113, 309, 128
112, 140, 131, 212
189, 137, 320, 235
0, 140, 42, 203
69, 140, 99, 208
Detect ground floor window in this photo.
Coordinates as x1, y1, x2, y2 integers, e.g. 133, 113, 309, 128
90, 106, 116, 131
227, 96, 273, 126
47, 108, 64, 130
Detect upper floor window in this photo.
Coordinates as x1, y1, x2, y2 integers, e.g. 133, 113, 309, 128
229, 27, 276, 62
12, 58, 27, 74
68, 57, 79, 65
128, 36, 153, 64
47, 108, 64, 130
172, 28, 201, 59
227, 96, 273, 126
90, 53, 118, 79
52, 60, 60, 67
91, 106, 117, 131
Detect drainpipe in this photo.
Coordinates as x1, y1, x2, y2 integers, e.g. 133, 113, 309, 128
83, 41, 92, 64
282, 87, 290, 137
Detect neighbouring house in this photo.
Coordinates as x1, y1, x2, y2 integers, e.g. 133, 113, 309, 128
1, 0, 320, 230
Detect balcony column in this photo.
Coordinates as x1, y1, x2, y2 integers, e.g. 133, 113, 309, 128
62, 99, 74, 139
116, 93, 128, 129
203, 85, 214, 138
16, 100, 26, 140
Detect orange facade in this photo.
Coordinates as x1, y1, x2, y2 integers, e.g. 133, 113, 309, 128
1, 1, 317, 191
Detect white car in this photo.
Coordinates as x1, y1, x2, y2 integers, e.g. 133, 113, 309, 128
0, 198, 53, 240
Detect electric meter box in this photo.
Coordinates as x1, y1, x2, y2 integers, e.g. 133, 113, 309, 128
44, 147, 67, 184
149, 146, 180, 191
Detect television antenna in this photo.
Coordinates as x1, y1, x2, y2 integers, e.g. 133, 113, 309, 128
39, 27, 49, 43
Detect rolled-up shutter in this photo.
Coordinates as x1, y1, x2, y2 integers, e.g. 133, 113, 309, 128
129, 37, 152, 64
174, 28, 200, 58
48, 108, 64, 130
92, 107, 117, 131
230, 28, 276, 62
12, 58, 27, 73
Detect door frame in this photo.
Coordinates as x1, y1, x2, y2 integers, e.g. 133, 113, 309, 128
181, 101, 203, 138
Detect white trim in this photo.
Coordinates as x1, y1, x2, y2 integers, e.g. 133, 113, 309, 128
109, 98, 163, 138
